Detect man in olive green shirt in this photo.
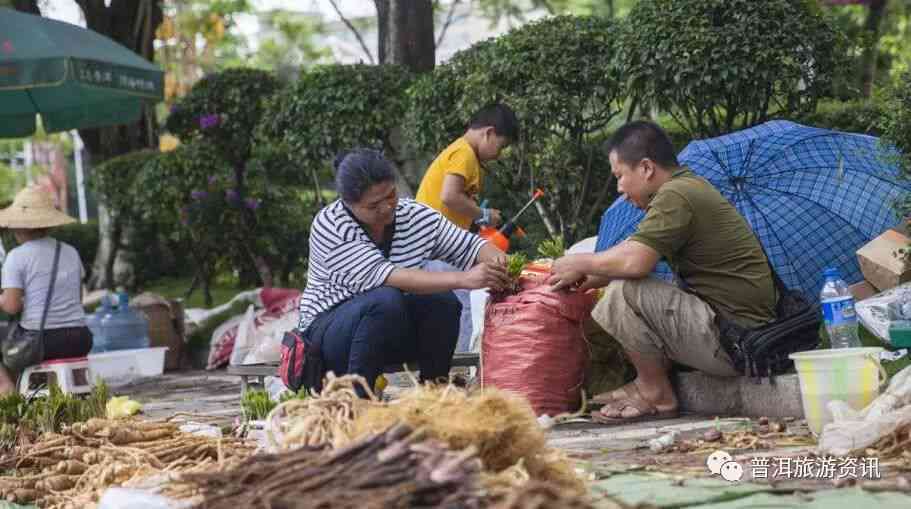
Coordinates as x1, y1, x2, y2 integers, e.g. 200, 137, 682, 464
549, 121, 776, 425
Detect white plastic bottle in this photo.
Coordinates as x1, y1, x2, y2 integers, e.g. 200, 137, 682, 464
820, 267, 861, 349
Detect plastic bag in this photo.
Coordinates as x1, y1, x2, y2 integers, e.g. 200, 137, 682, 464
481, 273, 596, 416
228, 304, 257, 366
818, 364, 911, 456
97, 488, 182, 509
243, 311, 298, 365
856, 282, 911, 345
468, 289, 489, 353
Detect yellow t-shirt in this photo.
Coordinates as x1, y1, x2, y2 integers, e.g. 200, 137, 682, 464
415, 137, 482, 230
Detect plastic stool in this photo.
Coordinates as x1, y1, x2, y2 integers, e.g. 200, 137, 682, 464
19, 356, 95, 396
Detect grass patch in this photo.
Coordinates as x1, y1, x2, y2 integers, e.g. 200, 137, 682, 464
141, 276, 242, 309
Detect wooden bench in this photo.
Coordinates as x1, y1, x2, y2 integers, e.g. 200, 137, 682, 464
226, 352, 481, 395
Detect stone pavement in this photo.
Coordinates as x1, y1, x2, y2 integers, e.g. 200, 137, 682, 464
116, 370, 911, 507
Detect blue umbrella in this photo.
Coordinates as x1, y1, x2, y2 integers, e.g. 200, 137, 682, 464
595, 120, 911, 302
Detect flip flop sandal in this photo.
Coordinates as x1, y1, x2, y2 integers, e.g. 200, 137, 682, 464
591, 384, 636, 406
590, 385, 679, 425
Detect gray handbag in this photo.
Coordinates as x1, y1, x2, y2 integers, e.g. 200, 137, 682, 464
2, 240, 61, 372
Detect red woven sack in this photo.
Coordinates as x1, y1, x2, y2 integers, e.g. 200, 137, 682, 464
481, 274, 596, 416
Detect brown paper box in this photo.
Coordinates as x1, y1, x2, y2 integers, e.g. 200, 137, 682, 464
856, 229, 911, 291
848, 280, 878, 302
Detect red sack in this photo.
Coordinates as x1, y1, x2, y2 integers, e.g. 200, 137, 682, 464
481, 273, 597, 416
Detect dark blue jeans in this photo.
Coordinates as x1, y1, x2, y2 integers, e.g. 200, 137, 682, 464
306, 287, 461, 392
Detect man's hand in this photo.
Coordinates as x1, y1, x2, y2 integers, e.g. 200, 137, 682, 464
547, 270, 585, 291
578, 274, 612, 291
547, 253, 594, 291
464, 262, 511, 291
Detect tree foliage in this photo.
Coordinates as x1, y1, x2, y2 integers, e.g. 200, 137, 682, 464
166, 68, 282, 168
256, 64, 413, 192
622, 0, 847, 137
883, 72, 911, 227
406, 15, 624, 244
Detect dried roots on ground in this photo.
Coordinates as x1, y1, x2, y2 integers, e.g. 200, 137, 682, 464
0, 418, 255, 508
183, 423, 487, 509
858, 421, 911, 469
266, 374, 585, 496
266, 372, 375, 450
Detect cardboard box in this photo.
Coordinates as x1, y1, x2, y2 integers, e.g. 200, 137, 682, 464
848, 280, 878, 302
856, 229, 911, 291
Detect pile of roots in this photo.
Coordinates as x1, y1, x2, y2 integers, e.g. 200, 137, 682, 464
0, 418, 255, 508
183, 423, 486, 509
266, 373, 370, 450
264, 374, 587, 497
181, 422, 623, 509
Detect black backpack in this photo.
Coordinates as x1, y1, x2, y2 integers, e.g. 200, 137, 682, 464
713, 267, 822, 379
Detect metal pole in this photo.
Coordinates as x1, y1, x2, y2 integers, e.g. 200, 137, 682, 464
72, 131, 88, 223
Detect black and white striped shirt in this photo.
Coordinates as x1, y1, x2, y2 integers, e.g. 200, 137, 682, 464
298, 199, 486, 332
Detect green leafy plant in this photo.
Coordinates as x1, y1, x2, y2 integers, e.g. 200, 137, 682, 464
240, 388, 308, 421
537, 236, 565, 260
622, 0, 847, 137
0, 380, 110, 443
506, 252, 529, 280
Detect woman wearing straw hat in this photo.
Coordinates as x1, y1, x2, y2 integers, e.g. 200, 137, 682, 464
0, 187, 93, 394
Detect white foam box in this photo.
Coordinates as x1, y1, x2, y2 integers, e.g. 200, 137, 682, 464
88, 347, 168, 386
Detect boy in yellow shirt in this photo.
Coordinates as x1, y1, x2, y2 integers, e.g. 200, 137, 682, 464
416, 103, 519, 231
417, 103, 518, 354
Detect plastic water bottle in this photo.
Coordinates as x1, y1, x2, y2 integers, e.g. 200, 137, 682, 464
820, 268, 861, 349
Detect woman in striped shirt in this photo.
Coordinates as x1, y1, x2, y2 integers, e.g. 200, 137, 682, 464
299, 149, 509, 392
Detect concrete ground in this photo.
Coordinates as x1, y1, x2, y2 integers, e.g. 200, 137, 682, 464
117, 370, 911, 508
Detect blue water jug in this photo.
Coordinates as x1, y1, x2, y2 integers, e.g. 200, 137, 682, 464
88, 295, 116, 353
99, 292, 150, 351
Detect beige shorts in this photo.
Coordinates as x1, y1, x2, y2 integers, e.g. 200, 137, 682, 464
591, 278, 739, 377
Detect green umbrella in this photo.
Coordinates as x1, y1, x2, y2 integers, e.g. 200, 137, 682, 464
0, 7, 164, 137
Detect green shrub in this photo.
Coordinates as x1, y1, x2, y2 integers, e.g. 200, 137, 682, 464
166, 68, 283, 168
882, 72, 911, 257
163, 68, 314, 299
255, 64, 414, 189
622, 0, 847, 137
406, 15, 625, 244
53, 221, 99, 279
89, 150, 175, 287
795, 99, 887, 135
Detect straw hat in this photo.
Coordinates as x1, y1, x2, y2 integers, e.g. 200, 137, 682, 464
0, 187, 76, 229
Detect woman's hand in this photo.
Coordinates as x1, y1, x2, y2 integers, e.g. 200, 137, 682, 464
463, 262, 511, 291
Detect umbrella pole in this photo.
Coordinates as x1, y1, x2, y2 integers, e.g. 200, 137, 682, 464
72, 131, 88, 223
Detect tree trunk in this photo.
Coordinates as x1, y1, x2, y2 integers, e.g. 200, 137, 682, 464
72, 0, 163, 290
387, 0, 435, 73
375, 0, 390, 64
860, 0, 888, 99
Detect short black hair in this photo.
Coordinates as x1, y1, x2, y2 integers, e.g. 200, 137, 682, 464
468, 103, 520, 142
606, 120, 679, 169
332, 148, 396, 204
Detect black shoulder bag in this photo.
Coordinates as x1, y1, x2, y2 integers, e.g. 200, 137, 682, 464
713, 262, 822, 379
2, 240, 62, 372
